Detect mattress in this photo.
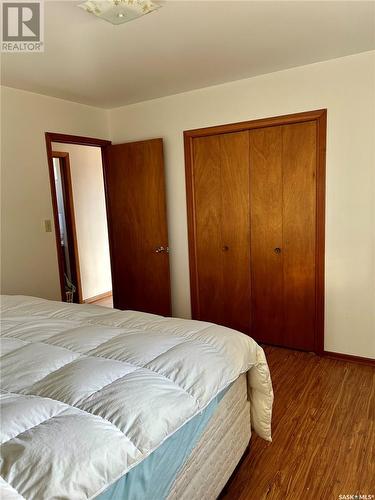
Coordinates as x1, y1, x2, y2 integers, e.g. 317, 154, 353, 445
97, 375, 249, 500
168, 373, 251, 500
96, 383, 232, 500
0, 296, 272, 499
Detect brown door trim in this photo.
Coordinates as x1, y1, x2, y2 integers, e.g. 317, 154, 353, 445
45, 133, 112, 303
51, 151, 83, 303
184, 109, 327, 355
46, 132, 111, 148
183, 109, 327, 138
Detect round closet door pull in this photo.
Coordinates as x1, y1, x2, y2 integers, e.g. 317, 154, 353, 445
274, 247, 282, 254
222, 245, 229, 252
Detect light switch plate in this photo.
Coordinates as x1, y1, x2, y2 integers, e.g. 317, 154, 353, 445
44, 219, 52, 233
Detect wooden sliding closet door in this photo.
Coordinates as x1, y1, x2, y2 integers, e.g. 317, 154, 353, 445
250, 121, 317, 350
282, 122, 316, 350
193, 135, 222, 324
185, 109, 326, 353
221, 132, 251, 333
191, 132, 251, 333
249, 127, 284, 345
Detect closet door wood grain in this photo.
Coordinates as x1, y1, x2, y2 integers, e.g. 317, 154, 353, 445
249, 127, 284, 344
192, 135, 223, 324
220, 132, 251, 333
282, 121, 316, 350
185, 109, 326, 352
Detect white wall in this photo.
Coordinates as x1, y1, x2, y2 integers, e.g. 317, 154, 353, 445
109, 51, 375, 358
0, 86, 110, 301
52, 143, 112, 301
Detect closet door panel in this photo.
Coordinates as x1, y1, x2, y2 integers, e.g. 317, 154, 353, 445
282, 121, 316, 350
249, 127, 284, 344
192, 135, 223, 324
220, 132, 251, 333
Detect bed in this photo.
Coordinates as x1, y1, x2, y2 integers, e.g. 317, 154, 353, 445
0, 295, 273, 500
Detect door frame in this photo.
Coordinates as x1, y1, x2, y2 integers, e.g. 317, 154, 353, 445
184, 109, 327, 355
51, 150, 83, 303
45, 132, 112, 303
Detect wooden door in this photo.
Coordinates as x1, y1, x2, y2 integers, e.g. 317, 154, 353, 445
104, 139, 171, 316
185, 110, 325, 353
185, 110, 326, 353
250, 121, 317, 350
221, 132, 251, 333
189, 131, 251, 333
249, 127, 283, 344
192, 135, 223, 324
282, 121, 316, 350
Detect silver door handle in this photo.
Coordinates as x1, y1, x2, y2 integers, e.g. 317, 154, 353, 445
155, 246, 169, 254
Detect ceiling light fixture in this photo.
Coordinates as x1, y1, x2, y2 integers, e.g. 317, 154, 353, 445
78, 0, 161, 25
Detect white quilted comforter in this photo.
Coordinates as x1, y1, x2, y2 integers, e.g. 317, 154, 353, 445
0, 295, 273, 500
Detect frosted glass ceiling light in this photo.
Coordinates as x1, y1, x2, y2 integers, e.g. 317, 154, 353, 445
79, 0, 161, 25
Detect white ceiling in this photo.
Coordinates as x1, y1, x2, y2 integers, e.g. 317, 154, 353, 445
2, 1, 375, 109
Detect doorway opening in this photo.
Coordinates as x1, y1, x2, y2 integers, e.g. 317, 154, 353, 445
46, 133, 113, 308
46, 132, 171, 316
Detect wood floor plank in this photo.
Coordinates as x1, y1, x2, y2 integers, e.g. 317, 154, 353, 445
91, 295, 113, 308
220, 346, 375, 500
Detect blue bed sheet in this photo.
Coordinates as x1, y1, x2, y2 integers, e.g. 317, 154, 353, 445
96, 387, 228, 500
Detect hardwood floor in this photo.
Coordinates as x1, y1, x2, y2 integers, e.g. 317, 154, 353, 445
91, 295, 113, 308
221, 346, 375, 500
